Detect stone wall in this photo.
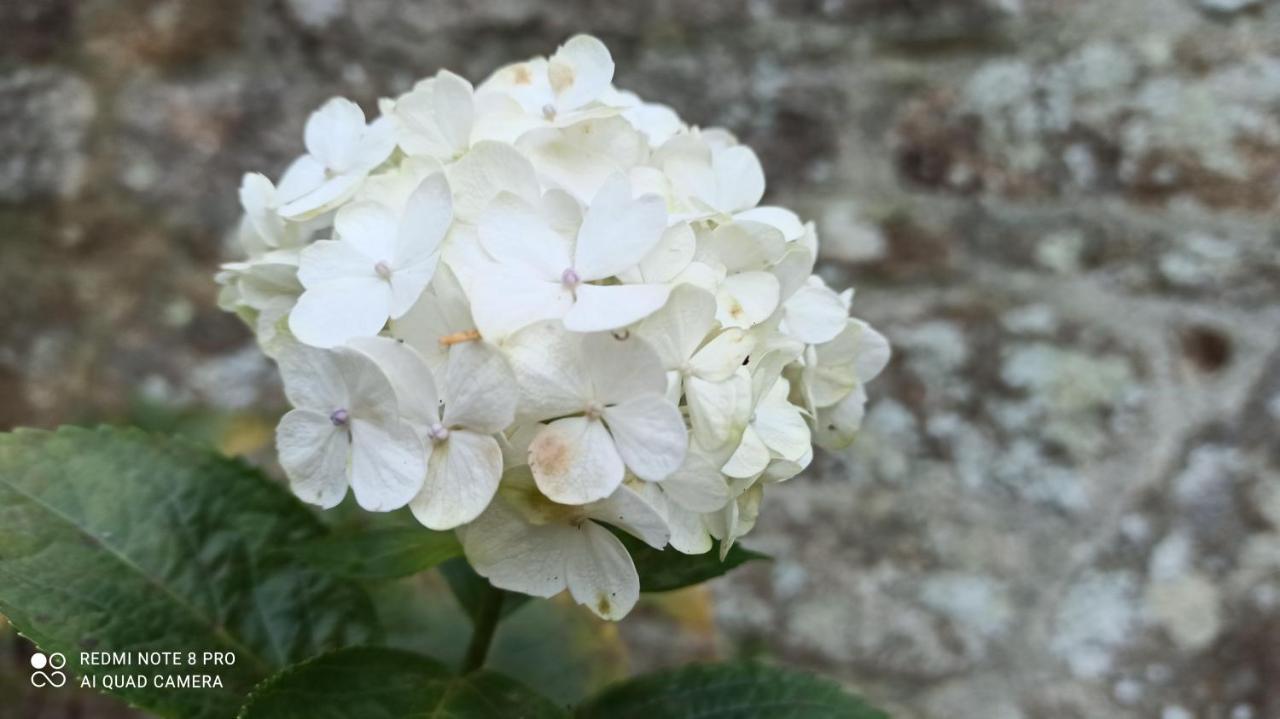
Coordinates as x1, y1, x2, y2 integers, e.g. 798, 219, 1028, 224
1, 1, 1278, 717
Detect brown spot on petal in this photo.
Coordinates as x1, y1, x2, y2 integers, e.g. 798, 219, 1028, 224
548, 61, 574, 95
597, 595, 612, 616
511, 64, 533, 86
529, 427, 574, 484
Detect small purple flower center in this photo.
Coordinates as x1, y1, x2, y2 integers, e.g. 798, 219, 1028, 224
428, 423, 450, 442
330, 408, 350, 426
374, 261, 393, 279
561, 267, 581, 287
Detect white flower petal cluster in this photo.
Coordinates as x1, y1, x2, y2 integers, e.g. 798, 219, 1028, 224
219, 35, 890, 621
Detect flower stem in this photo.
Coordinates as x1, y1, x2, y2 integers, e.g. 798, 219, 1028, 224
461, 583, 503, 673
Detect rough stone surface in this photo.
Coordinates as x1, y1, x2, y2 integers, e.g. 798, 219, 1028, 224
1, 1, 1278, 717
0, 67, 95, 202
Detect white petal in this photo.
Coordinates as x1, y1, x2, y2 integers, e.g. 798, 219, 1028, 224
763, 448, 811, 482
289, 278, 392, 348
502, 321, 592, 421
620, 221, 696, 284
585, 482, 670, 549
752, 380, 811, 462
771, 244, 816, 301
806, 319, 891, 406
566, 521, 638, 620
276, 409, 349, 508
686, 373, 752, 451
348, 418, 427, 511
275, 342, 347, 410
712, 484, 762, 558
660, 448, 733, 513
735, 206, 804, 241
713, 145, 765, 213
574, 175, 667, 280
275, 155, 327, 205
254, 296, 297, 359
699, 221, 785, 273
721, 426, 770, 479
235, 255, 302, 309
478, 193, 571, 280
540, 188, 585, 238
348, 116, 397, 174
411, 430, 503, 529
633, 284, 718, 370
850, 320, 892, 382
390, 262, 473, 372
601, 394, 687, 482
581, 331, 668, 405
716, 271, 780, 330
804, 360, 856, 409
748, 341, 799, 395
396, 173, 452, 267
395, 70, 474, 159
563, 283, 672, 333
689, 328, 755, 382
239, 172, 285, 247
813, 384, 867, 451
304, 98, 365, 170
784, 284, 848, 345
297, 239, 377, 288
517, 117, 647, 203
623, 102, 683, 147
432, 70, 475, 154
470, 274, 573, 341
388, 256, 439, 319
549, 35, 614, 111
278, 172, 364, 220
447, 141, 541, 221
334, 202, 398, 263
528, 416, 624, 505
665, 502, 714, 555
459, 496, 573, 598
345, 336, 440, 430
441, 340, 517, 433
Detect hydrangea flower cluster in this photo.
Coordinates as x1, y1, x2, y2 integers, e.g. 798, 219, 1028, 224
218, 35, 890, 620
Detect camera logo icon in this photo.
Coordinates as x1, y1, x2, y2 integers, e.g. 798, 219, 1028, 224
30, 652, 68, 688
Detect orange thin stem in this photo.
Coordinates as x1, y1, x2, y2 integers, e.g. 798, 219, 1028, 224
438, 329, 481, 347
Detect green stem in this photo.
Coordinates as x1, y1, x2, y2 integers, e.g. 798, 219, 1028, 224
461, 583, 503, 673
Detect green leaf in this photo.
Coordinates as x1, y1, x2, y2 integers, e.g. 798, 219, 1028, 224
239, 646, 567, 719
615, 533, 768, 593
576, 661, 890, 719
440, 557, 530, 623
0, 427, 378, 719
289, 526, 462, 580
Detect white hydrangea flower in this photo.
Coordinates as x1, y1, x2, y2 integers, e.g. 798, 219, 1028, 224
459, 469, 668, 620
504, 322, 687, 504
222, 34, 890, 621
278, 98, 396, 220
478, 34, 617, 128
275, 343, 426, 511
722, 353, 811, 480
471, 174, 671, 338
389, 70, 475, 161
350, 336, 517, 530
290, 174, 452, 347
635, 285, 755, 451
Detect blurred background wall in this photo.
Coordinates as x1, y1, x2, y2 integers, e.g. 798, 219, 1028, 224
1, 1, 1279, 717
